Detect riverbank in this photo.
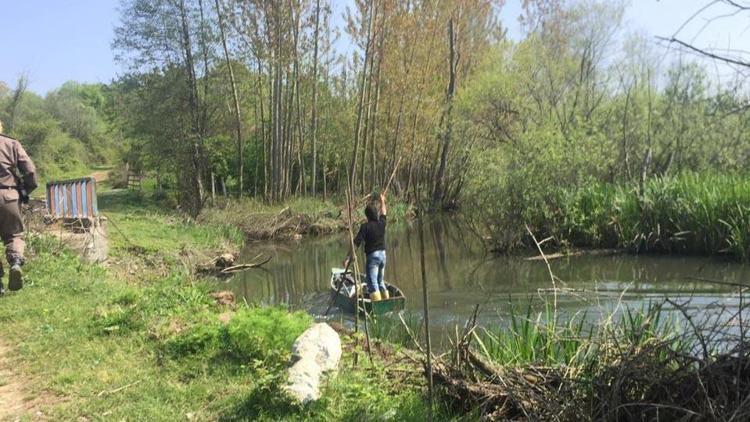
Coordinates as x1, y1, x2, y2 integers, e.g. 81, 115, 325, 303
199, 196, 415, 241
5, 185, 749, 419
467, 172, 750, 261
0, 188, 433, 420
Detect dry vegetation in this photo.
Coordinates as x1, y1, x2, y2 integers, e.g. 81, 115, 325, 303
417, 296, 750, 421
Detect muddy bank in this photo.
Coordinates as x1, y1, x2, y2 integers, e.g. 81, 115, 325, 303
199, 199, 415, 241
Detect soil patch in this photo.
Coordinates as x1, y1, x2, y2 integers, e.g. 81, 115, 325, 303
0, 340, 56, 420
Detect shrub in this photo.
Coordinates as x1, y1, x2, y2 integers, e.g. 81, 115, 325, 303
224, 307, 312, 362
160, 306, 312, 364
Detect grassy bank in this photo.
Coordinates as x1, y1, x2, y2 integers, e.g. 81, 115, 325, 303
0, 189, 434, 420
469, 172, 750, 260
200, 196, 415, 241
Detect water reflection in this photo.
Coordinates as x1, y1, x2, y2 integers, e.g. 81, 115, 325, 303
228, 217, 750, 332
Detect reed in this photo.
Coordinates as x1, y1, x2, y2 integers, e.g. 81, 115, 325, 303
475, 301, 682, 370
510, 172, 750, 260
428, 296, 750, 420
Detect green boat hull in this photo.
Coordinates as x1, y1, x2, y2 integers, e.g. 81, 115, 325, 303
332, 285, 406, 316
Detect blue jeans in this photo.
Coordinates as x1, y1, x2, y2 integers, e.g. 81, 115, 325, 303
365, 250, 386, 294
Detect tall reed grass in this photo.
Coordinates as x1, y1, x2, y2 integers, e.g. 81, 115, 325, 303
475, 301, 685, 371
491, 172, 750, 260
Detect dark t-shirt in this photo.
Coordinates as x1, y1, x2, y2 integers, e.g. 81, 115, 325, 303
354, 215, 387, 255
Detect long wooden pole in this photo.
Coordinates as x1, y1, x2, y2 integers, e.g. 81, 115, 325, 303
416, 185, 433, 421
345, 185, 373, 364
383, 156, 402, 196
358, 156, 401, 204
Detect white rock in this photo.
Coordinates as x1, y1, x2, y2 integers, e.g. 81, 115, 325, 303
284, 323, 342, 404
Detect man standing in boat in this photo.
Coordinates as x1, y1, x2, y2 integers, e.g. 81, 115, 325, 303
343, 192, 389, 301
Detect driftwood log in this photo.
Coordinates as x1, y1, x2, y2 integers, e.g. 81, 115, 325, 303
196, 253, 271, 277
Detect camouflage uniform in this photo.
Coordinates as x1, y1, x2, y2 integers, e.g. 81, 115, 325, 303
0, 132, 37, 290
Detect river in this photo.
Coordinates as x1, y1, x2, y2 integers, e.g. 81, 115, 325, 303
227, 216, 749, 339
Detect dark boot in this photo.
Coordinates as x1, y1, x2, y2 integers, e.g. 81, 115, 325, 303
8, 260, 22, 291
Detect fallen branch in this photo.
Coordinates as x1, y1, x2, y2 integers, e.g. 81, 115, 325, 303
220, 255, 272, 274
196, 253, 271, 277
526, 248, 622, 262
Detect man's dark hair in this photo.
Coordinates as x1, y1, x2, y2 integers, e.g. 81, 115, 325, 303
364, 203, 379, 222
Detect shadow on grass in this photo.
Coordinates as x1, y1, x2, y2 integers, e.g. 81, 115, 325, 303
218, 379, 302, 422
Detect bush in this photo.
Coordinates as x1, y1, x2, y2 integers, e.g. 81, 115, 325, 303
160, 306, 312, 364
224, 307, 312, 362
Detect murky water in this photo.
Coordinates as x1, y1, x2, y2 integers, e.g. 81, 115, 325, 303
227, 217, 749, 336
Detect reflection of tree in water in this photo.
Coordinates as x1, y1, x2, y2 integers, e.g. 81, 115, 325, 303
430, 220, 453, 290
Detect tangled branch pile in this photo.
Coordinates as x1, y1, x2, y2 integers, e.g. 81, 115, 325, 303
429, 297, 750, 421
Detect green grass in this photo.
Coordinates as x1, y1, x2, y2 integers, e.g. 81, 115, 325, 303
0, 237, 310, 419
0, 190, 436, 420
475, 301, 681, 370
99, 189, 244, 256
559, 172, 750, 259
477, 171, 750, 260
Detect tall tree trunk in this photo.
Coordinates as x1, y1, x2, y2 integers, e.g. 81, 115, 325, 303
284, 68, 295, 197
290, 0, 305, 195
349, 0, 375, 194
214, 0, 244, 197
432, 18, 458, 210
310, 0, 321, 196
272, 38, 282, 201
178, 0, 204, 217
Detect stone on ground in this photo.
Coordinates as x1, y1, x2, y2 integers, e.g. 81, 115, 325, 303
284, 323, 342, 404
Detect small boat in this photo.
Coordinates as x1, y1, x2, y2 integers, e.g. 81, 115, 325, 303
329, 268, 406, 316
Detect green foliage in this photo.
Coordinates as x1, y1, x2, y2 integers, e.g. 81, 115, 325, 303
476, 301, 682, 374
223, 307, 312, 362
160, 305, 313, 365
479, 304, 593, 367
163, 317, 224, 357
559, 173, 750, 259
0, 80, 124, 181
467, 159, 750, 260
459, 5, 750, 258
463, 125, 610, 251
367, 313, 423, 350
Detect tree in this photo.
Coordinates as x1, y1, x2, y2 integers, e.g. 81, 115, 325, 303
114, 0, 216, 216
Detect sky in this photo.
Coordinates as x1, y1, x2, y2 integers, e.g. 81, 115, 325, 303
1, 0, 749, 95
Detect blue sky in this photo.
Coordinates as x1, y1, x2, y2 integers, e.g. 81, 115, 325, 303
1, 0, 748, 95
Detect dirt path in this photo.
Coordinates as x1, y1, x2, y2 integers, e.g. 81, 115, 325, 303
90, 170, 109, 183
0, 340, 55, 420
0, 341, 33, 420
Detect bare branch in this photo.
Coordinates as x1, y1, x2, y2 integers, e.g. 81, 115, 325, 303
657, 36, 750, 68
